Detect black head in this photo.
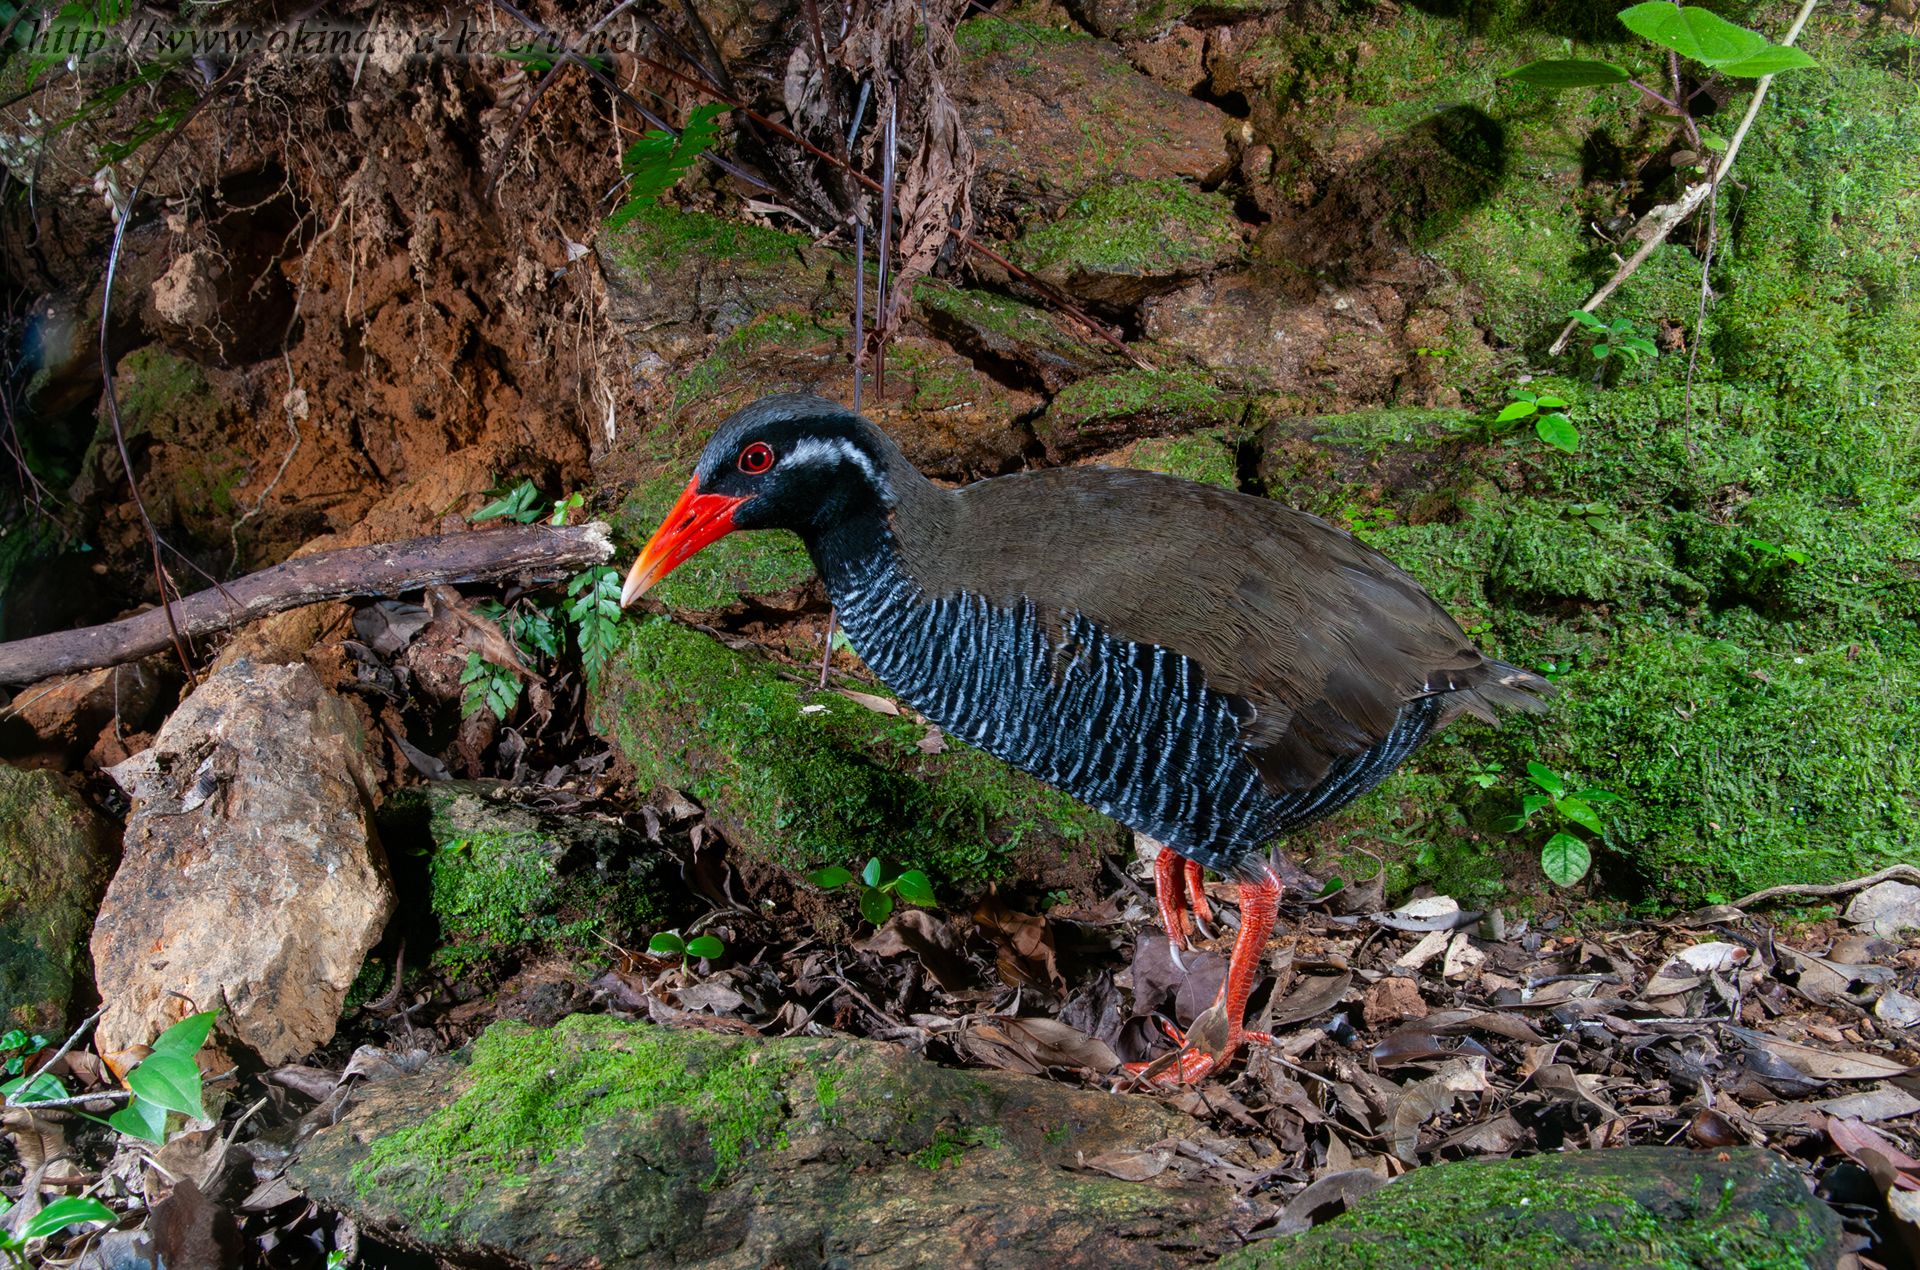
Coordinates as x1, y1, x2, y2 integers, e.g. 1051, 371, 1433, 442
694, 393, 897, 533
621, 393, 898, 605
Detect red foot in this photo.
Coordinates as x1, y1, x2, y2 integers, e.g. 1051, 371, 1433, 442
1128, 855, 1282, 1086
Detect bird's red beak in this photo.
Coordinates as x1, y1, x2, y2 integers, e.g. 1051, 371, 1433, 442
620, 475, 748, 607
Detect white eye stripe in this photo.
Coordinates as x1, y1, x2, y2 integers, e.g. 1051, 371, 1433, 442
783, 436, 888, 496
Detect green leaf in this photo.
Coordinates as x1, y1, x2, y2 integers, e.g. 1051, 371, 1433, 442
126, 1053, 204, 1120
1540, 833, 1592, 887
1520, 793, 1555, 819
1494, 401, 1538, 423
1717, 45, 1818, 76
857, 887, 894, 926
1571, 788, 1623, 804
893, 870, 937, 906
1783, 548, 1808, 564
805, 866, 854, 889
1, 1072, 66, 1103
1567, 308, 1610, 331
472, 480, 542, 523
1524, 762, 1566, 795
1697, 131, 1729, 151
648, 931, 688, 955
1534, 395, 1569, 409
22, 1197, 116, 1239
1558, 797, 1605, 835
109, 1096, 168, 1143
1494, 814, 1528, 833
606, 103, 728, 231
1536, 412, 1580, 454
860, 857, 884, 888
685, 935, 725, 961
1617, 3, 1768, 66
150, 1010, 220, 1059
1505, 58, 1631, 88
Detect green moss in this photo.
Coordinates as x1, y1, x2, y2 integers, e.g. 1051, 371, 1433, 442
1011, 180, 1241, 277
1222, 1149, 1837, 1270
1122, 432, 1238, 488
430, 830, 557, 947
351, 1017, 801, 1230
955, 13, 1088, 56
601, 205, 804, 286
1046, 367, 1242, 432
595, 616, 1114, 883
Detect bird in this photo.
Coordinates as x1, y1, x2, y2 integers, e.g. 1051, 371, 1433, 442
622, 393, 1550, 1084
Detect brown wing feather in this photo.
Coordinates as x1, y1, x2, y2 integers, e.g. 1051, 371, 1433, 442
893, 464, 1547, 793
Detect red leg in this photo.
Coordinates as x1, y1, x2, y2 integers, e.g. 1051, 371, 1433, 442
1185, 859, 1213, 929
1152, 843, 1190, 947
1124, 861, 1283, 1086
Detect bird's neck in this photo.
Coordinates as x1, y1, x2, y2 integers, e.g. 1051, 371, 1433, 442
801, 451, 958, 610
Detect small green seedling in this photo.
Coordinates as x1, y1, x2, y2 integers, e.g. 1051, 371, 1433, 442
1491, 389, 1578, 454
1, 1010, 220, 1146
1461, 760, 1504, 790
1747, 538, 1809, 565
648, 930, 727, 965
0, 1030, 48, 1077
805, 858, 937, 925
1566, 310, 1658, 369
567, 566, 624, 691
1499, 763, 1622, 887
459, 652, 522, 721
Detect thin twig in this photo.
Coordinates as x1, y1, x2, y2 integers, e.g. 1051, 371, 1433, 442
1548, 0, 1819, 357
5, 1009, 104, 1108
1728, 863, 1920, 910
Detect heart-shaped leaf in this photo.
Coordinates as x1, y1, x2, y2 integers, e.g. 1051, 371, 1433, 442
149, 1010, 219, 1059
2, 1072, 66, 1104
126, 1053, 204, 1120
21, 1196, 116, 1238
1541, 833, 1592, 887
108, 1096, 168, 1144
1536, 413, 1580, 454
858, 887, 895, 926
1506, 58, 1630, 88
804, 866, 853, 889
893, 870, 937, 906
1618, 3, 1768, 66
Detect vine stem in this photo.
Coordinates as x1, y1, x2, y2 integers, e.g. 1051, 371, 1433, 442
1547, 0, 1820, 358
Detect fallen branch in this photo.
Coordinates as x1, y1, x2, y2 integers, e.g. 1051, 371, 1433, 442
0, 522, 614, 686
1729, 864, 1920, 911
1548, 0, 1819, 357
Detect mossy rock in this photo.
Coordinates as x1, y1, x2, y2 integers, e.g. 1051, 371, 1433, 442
289, 1015, 1231, 1270
0, 766, 115, 1034
915, 282, 1127, 393
1033, 366, 1246, 463
591, 615, 1119, 888
1011, 179, 1244, 309
382, 782, 671, 971
1219, 1146, 1843, 1270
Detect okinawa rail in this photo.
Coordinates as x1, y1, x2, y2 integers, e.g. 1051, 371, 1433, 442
623, 394, 1551, 1084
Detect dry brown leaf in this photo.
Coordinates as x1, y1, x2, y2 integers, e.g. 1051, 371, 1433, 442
1829, 1117, 1920, 1189
424, 586, 539, 681
855, 909, 979, 993
994, 1016, 1122, 1074
1082, 1147, 1172, 1181
1390, 1057, 1489, 1163
1270, 972, 1353, 1029
1724, 1024, 1914, 1080
972, 894, 1065, 992
1530, 1063, 1619, 1120
835, 688, 900, 715
1266, 1168, 1388, 1235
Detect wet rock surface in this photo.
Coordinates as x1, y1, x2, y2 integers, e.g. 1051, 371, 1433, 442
93, 658, 393, 1061
0, 764, 116, 1033
289, 1017, 1241, 1270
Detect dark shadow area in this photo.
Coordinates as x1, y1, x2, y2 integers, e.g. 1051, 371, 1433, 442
1257, 105, 1507, 279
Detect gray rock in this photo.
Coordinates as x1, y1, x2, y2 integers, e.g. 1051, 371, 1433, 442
93, 659, 392, 1063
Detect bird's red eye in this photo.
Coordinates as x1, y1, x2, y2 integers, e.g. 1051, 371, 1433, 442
738, 442, 775, 474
